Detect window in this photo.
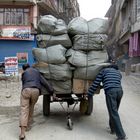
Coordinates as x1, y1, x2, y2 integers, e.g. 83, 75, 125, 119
0, 8, 30, 26
11, 9, 16, 25
5, 9, 11, 25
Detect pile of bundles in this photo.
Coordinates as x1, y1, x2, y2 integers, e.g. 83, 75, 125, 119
67, 17, 109, 93
33, 15, 72, 94
32, 15, 110, 95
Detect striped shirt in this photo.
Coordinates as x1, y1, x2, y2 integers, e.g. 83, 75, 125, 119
88, 67, 122, 96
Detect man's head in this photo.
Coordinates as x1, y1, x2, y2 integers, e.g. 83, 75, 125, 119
22, 63, 30, 71
107, 64, 119, 70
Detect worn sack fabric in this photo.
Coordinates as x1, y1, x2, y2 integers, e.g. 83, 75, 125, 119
36, 34, 72, 48
40, 78, 53, 95
35, 63, 72, 81
74, 63, 111, 80
72, 34, 107, 51
68, 17, 109, 35
32, 45, 67, 64
41, 80, 71, 95
37, 15, 67, 35
48, 80, 72, 94
51, 80, 72, 94
88, 18, 109, 34
68, 17, 88, 35
66, 49, 108, 67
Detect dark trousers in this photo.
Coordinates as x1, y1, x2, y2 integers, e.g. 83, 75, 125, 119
105, 88, 126, 139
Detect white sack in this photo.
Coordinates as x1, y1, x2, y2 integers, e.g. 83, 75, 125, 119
49, 80, 72, 94
72, 34, 108, 51
37, 15, 67, 35
74, 63, 111, 80
68, 17, 88, 35
68, 17, 109, 35
88, 18, 109, 34
41, 80, 72, 94
32, 45, 67, 64
66, 49, 108, 67
35, 63, 72, 81
36, 34, 72, 48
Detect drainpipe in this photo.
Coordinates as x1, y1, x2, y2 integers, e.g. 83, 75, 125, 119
32, 5, 38, 29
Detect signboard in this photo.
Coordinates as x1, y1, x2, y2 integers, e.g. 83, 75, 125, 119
17, 53, 28, 64
0, 26, 34, 40
5, 57, 18, 76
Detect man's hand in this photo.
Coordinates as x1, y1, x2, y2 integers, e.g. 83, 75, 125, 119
88, 94, 93, 99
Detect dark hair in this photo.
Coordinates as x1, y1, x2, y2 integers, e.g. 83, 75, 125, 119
22, 63, 30, 71
108, 64, 119, 70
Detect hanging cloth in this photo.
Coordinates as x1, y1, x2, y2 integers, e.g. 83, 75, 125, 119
129, 32, 140, 57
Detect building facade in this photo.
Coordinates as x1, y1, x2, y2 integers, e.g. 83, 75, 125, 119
106, 0, 140, 73
0, 0, 80, 67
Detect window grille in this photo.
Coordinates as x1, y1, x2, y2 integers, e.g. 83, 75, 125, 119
0, 8, 30, 26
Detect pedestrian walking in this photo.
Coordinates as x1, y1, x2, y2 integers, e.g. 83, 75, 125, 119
19, 63, 53, 140
87, 64, 127, 140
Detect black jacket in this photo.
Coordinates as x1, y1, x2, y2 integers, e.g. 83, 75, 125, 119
21, 67, 53, 94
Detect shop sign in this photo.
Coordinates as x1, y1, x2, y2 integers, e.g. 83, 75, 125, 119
17, 53, 28, 64
5, 57, 18, 76
0, 26, 34, 40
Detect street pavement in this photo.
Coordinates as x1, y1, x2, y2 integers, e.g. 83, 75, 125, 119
0, 72, 140, 140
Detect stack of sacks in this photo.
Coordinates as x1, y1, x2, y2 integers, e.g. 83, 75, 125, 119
36, 15, 72, 48
67, 17, 110, 93
32, 15, 72, 94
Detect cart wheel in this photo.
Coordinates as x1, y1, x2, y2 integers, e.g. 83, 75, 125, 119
67, 118, 73, 130
43, 95, 50, 116
85, 96, 93, 115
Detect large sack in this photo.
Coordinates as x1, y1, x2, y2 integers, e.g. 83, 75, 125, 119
88, 18, 109, 34
36, 34, 72, 48
32, 62, 48, 68
32, 45, 67, 64
68, 17, 109, 35
66, 49, 108, 67
72, 34, 108, 51
37, 15, 67, 35
34, 63, 72, 81
74, 63, 111, 80
68, 17, 88, 35
41, 80, 72, 94
49, 80, 72, 94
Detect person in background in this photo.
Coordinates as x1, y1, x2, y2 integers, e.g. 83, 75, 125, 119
19, 63, 53, 140
87, 64, 127, 140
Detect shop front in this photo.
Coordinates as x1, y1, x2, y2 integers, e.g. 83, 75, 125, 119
0, 3, 37, 68
0, 26, 36, 68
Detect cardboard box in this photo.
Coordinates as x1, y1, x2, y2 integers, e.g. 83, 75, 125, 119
72, 79, 92, 94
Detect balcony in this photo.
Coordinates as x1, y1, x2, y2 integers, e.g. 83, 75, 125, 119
37, 0, 58, 12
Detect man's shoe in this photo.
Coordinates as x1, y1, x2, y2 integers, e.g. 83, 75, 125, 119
116, 137, 128, 140
19, 135, 25, 140
106, 127, 115, 135
110, 130, 115, 135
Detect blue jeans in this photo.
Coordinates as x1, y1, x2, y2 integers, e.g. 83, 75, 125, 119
105, 88, 126, 139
